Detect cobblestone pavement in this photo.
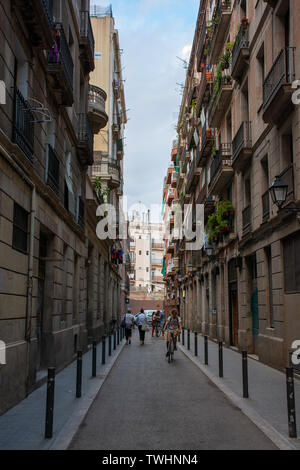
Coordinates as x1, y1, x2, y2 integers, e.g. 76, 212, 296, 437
69, 330, 276, 450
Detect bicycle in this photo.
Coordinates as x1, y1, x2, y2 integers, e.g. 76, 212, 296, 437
167, 331, 176, 363
154, 323, 162, 338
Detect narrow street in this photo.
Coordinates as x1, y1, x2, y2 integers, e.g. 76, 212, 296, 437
69, 331, 276, 450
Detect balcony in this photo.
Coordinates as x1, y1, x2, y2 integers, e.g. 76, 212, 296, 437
209, 0, 232, 65
279, 164, 295, 206
46, 24, 74, 106
209, 144, 234, 196
262, 190, 270, 223
14, 0, 54, 49
171, 171, 178, 189
231, 29, 250, 82
167, 188, 176, 205
263, 47, 296, 125
181, 150, 191, 173
186, 157, 201, 192
242, 205, 252, 236
208, 75, 233, 128
77, 114, 94, 166
79, 11, 95, 73
196, 122, 215, 167
92, 158, 121, 189
204, 197, 216, 223
232, 121, 252, 172
13, 88, 34, 162
196, 71, 212, 116
46, 145, 60, 196
88, 85, 108, 134
187, 118, 197, 150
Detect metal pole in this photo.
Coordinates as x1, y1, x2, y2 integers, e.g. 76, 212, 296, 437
109, 335, 112, 356
286, 367, 297, 438
219, 342, 223, 378
188, 329, 190, 350
45, 367, 56, 439
102, 337, 106, 365
195, 332, 198, 357
114, 331, 117, 350
76, 351, 83, 398
92, 341, 97, 378
242, 350, 249, 398
117, 329, 120, 346
182, 328, 185, 346
204, 336, 208, 365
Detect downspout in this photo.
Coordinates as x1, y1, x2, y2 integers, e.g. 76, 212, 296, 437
0, 144, 36, 397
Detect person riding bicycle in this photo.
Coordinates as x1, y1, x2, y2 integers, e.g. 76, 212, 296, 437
163, 310, 182, 357
152, 310, 162, 337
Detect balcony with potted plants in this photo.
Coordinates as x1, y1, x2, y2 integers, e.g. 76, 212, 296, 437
208, 0, 232, 65
46, 23, 74, 106
208, 143, 234, 196
79, 10, 95, 73
88, 84, 108, 134
207, 63, 233, 128
206, 200, 235, 245
14, 0, 54, 49
196, 121, 216, 167
232, 121, 252, 172
262, 47, 296, 125
231, 20, 250, 82
196, 67, 213, 116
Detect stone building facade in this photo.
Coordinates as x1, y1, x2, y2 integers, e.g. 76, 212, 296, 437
0, 0, 126, 416
166, 0, 300, 372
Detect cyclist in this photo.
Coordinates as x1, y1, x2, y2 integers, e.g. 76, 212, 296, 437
152, 310, 162, 337
163, 309, 182, 357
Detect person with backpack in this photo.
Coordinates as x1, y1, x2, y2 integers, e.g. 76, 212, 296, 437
135, 309, 148, 346
122, 309, 135, 345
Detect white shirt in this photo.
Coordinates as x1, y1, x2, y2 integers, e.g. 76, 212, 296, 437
124, 313, 134, 329
136, 313, 146, 326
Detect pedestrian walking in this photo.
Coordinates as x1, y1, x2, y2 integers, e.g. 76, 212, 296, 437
122, 309, 135, 345
135, 309, 148, 346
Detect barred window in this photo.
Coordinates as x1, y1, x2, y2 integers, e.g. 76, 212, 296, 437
283, 232, 300, 293
12, 203, 28, 254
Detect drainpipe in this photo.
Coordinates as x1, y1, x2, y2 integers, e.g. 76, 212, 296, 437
0, 144, 36, 397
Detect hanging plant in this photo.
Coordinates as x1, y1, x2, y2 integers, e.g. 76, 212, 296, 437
211, 146, 217, 158
241, 16, 249, 30
225, 41, 234, 52
206, 200, 234, 242
220, 52, 231, 70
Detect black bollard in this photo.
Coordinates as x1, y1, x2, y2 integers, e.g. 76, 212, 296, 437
76, 351, 83, 398
242, 351, 249, 398
188, 329, 190, 350
286, 367, 297, 438
219, 342, 223, 378
117, 329, 120, 346
92, 342, 97, 378
195, 332, 198, 357
114, 331, 117, 350
182, 328, 185, 346
109, 335, 112, 356
102, 337, 106, 365
45, 367, 56, 439
204, 336, 208, 365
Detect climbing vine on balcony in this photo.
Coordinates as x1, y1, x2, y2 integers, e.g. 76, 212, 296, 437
206, 200, 234, 242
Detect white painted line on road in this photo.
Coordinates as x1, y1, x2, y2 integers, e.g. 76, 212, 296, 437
178, 344, 298, 451
48, 341, 126, 451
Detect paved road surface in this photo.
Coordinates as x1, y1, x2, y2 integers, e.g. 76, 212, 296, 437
69, 331, 276, 450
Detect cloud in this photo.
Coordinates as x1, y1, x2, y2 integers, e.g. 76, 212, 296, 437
181, 44, 192, 61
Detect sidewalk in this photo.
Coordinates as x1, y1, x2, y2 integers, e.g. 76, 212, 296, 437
178, 331, 300, 450
0, 335, 125, 450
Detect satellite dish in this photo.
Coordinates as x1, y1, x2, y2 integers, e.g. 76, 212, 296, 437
26, 98, 52, 124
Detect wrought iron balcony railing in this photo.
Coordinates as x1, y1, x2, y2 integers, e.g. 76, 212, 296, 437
232, 121, 252, 163
79, 10, 95, 72
231, 28, 249, 80
13, 88, 35, 162
46, 144, 60, 195
263, 47, 296, 110
210, 143, 232, 184
242, 205, 252, 234
47, 23, 74, 92
78, 113, 94, 158
279, 164, 295, 205
41, 0, 54, 28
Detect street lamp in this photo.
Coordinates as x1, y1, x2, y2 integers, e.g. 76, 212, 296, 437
205, 242, 214, 257
269, 175, 288, 208
269, 176, 300, 213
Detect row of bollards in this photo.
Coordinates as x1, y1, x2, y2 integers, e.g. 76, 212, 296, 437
44, 327, 125, 440
182, 328, 297, 439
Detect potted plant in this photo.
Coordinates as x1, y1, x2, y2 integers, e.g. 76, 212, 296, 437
206, 128, 213, 137
241, 16, 249, 30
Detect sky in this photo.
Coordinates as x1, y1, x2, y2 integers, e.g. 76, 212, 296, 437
92, 0, 200, 221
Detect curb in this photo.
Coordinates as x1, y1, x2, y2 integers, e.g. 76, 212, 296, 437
178, 344, 298, 451
48, 341, 126, 451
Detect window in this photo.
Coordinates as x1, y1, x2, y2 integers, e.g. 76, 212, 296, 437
283, 232, 300, 293
257, 44, 265, 105
139, 250, 142, 256
12, 203, 28, 253
46, 145, 60, 195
